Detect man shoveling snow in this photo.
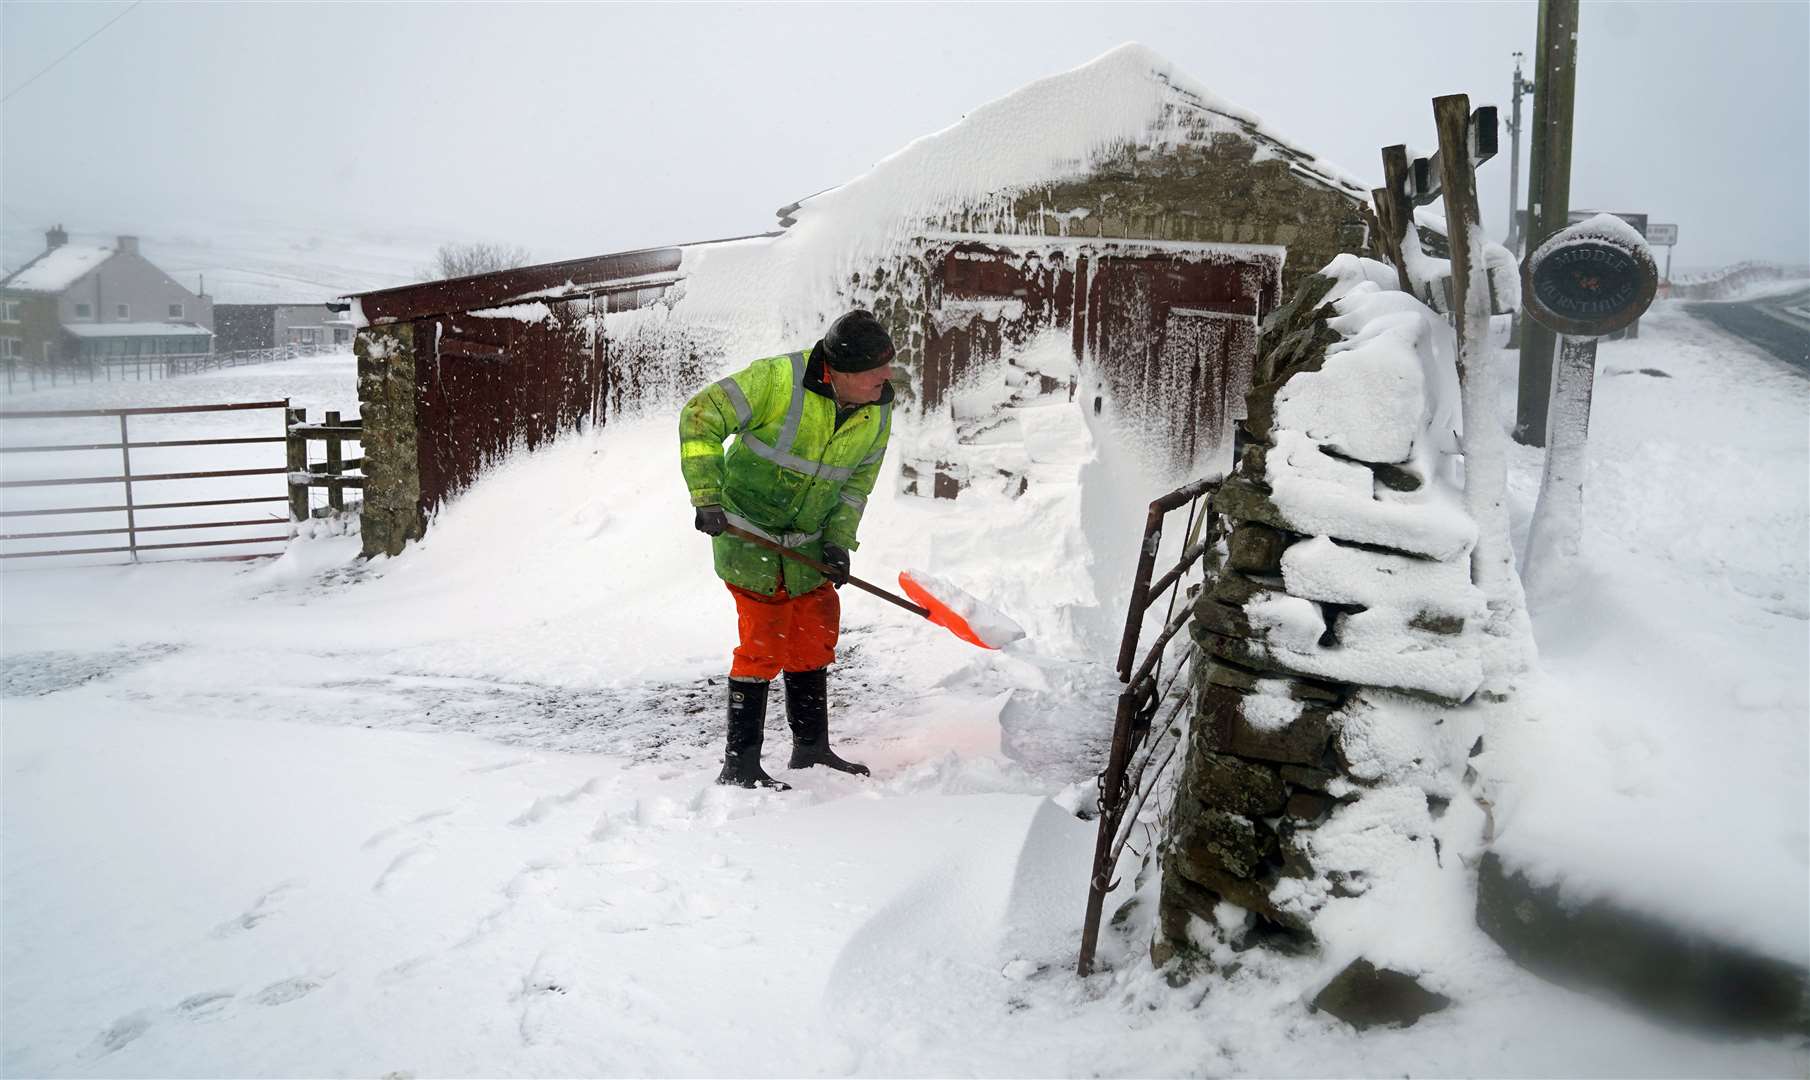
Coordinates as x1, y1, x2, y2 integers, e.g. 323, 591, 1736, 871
679, 310, 899, 789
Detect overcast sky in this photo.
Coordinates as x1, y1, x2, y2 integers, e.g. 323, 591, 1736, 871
2, 1, 1804, 274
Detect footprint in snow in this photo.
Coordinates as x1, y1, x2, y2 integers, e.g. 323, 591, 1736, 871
508, 777, 603, 827
362, 809, 452, 850
86, 1011, 154, 1058
372, 846, 434, 894
210, 880, 302, 938
253, 974, 330, 1007
175, 991, 235, 1019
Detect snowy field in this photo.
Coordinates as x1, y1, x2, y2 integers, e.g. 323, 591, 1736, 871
2, 303, 1806, 1077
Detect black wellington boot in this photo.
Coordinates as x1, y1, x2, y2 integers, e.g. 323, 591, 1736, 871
784, 667, 870, 776
716, 678, 790, 790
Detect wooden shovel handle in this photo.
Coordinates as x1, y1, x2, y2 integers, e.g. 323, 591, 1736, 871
722, 524, 929, 617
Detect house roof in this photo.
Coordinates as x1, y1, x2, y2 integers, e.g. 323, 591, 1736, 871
64, 321, 213, 339
775, 43, 1371, 231
2, 244, 115, 294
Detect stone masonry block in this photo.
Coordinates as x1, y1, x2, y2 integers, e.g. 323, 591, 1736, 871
1182, 751, 1289, 818
1211, 478, 1295, 532
1227, 523, 1290, 575
1170, 808, 1278, 883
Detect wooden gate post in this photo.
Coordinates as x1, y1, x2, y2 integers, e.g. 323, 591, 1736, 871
119, 414, 139, 564
285, 405, 309, 524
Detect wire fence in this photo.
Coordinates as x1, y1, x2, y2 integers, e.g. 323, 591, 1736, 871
2, 341, 343, 395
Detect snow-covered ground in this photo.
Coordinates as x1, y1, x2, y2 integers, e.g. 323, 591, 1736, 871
2, 302, 1806, 1076
1488, 300, 1809, 963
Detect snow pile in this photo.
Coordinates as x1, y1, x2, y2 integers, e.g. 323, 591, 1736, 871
1528, 211, 1651, 267
1478, 299, 1810, 968
1256, 255, 1487, 702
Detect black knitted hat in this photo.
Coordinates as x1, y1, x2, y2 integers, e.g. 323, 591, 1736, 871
820, 310, 896, 373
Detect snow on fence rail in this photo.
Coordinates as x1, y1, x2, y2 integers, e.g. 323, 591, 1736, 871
1, 342, 339, 396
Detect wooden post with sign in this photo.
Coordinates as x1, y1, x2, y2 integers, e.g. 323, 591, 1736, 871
1519, 216, 1658, 594
1647, 223, 1679, 284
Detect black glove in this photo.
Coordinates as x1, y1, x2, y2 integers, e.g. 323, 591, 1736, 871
821, 543, 851, 586
694, 505, 728, 536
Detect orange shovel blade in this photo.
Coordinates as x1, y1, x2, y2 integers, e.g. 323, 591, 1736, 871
898, 570, 999, 650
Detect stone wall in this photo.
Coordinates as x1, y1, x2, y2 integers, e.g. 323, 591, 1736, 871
355, 322, 422, 558
1155, 260, 1487, 1016
996, 133, 1370, 300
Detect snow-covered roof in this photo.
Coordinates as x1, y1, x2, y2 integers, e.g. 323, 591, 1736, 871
64, 321, 213, 338
777, 43, 1370, 233
2, 244, 115, 294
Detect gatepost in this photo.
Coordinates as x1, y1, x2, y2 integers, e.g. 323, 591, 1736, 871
1519, 215, 1659, 592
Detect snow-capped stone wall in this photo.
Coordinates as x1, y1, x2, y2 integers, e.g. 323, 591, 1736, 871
1156, 257, 1493, 1004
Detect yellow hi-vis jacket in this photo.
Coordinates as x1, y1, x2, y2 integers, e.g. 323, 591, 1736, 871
679, 346, 893, 596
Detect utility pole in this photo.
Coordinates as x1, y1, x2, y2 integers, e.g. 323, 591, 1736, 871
1513, 0, 1580, 448
1505, 53, 1536, 253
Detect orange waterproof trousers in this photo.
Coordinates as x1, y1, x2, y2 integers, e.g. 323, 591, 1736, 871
726, 580, 841, 681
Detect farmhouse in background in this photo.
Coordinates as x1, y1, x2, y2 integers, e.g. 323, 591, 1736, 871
215, 303, 355, 352
345, 44, 1380, 557
0, 226, 215, 371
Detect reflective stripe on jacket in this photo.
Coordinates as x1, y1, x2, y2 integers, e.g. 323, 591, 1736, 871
679, 346, 893, 595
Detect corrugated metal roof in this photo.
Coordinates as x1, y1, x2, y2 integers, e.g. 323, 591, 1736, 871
64, 321, 213, 338
2, 244, 115, 294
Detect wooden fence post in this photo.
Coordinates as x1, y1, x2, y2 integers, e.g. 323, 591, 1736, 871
1379, 145, 1418, 294
286, 405, 309, 524
324, 410, 344, 513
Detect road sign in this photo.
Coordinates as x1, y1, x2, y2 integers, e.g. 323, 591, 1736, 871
1647, 223, 1678, 246
1523, 220, 1659, 338
1568, 209, 1649, 239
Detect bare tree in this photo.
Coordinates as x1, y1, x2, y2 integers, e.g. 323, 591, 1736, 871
422, 241, 533, 280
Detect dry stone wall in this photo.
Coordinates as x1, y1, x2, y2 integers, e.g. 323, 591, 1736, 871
356, 323, 422, 559
1156, 258, 1488, 1013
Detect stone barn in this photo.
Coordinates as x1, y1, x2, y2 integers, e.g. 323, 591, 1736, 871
345, 43, 1376, 557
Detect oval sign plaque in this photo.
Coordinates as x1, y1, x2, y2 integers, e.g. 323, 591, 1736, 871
1522, 223, 1658, 337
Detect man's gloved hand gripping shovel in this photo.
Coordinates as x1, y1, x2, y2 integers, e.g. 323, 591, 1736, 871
722, 524, 1023, 650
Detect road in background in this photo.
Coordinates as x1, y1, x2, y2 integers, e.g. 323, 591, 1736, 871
1685, 285, 1810, 375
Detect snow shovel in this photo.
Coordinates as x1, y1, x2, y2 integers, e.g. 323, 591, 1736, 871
722, 525, 1022, 650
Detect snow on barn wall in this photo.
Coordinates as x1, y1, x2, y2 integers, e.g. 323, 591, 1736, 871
348, 43, 1375, 555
